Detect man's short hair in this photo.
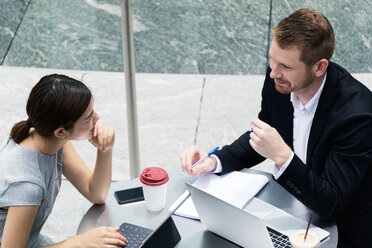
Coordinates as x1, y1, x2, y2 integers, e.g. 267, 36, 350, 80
273, 8, 335, 66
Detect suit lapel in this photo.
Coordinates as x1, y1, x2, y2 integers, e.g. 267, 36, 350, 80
282, 100, 294, 149
275, 93, 294, 149
306, 63, 338, 164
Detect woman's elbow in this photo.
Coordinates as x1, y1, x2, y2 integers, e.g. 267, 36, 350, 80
88, 193, 108, 204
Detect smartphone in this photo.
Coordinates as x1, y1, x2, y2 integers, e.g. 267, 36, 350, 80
114, 187, 144, 205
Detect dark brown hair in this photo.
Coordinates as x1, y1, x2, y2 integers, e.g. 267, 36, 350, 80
10, 74, 92, 143
273, 8, 335, 65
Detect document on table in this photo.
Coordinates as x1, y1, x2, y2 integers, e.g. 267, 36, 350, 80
169, 171, 269, 220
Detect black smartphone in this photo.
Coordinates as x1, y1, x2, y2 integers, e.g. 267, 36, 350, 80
114, 187, 144, 205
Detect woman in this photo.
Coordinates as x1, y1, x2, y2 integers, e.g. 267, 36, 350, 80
0, 74, 128, 247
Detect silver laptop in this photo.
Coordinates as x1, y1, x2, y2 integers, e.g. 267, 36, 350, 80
186, 182, 290, 248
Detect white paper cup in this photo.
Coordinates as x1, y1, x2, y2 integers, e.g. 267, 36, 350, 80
140, 167, 169, 212
290, 230, 320, 248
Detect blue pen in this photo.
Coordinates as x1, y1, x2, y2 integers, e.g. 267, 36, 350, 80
181, 146, 219, 176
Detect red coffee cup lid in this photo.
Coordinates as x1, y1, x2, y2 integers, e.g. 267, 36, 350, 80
140, 167, 169, 186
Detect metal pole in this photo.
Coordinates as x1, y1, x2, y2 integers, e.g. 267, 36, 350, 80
120, 0, 141, 178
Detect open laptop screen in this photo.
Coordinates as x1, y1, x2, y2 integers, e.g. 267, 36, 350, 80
141, 215, 181, 248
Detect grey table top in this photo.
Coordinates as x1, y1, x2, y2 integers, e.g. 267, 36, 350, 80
77, 168, 337, 247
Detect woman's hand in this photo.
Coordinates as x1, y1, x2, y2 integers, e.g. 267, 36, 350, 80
74, 226, 128, 248
89, 124, 115, 152
180, 146, 217, 176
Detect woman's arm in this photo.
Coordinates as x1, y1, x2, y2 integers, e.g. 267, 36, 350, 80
53, 124, 127, 247
41, 226, 127, 248
1, 206, 38, 248
1, 206, 126, 248
62, 124, 115, 204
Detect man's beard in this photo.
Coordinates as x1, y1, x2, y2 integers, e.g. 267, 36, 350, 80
274, 79, 292, 94
274, 69, 315, 95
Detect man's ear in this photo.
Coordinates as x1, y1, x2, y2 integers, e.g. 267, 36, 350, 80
314, 59, 329, 77
54, 127, 67, 139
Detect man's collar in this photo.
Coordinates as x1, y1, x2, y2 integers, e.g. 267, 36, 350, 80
291, 72, 327, 112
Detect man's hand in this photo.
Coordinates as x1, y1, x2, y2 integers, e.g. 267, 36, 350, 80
180, 146, 217, 176
249, 118, 292, 167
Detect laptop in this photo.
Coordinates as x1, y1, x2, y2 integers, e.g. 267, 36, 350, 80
186, 182, 291, 248
118, 214, 181, 248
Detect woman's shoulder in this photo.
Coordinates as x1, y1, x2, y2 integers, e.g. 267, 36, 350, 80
0, 138, 44, 187
0, 138, 37, 163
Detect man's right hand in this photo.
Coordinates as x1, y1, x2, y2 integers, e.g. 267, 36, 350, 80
180, 146, 217, 176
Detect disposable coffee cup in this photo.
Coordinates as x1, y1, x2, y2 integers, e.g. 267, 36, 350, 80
290, 230, 320, 248
140, 167, 169, 212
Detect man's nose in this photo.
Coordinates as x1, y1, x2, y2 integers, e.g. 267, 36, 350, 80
270, 64, 280, 79
270, 69, 278, 79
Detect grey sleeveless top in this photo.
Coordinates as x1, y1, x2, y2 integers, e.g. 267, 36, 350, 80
0, 138, 63, 248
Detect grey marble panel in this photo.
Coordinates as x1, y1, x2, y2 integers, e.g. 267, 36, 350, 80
4, 0, 270, 75
132, 0, 270, 74
4, 0, 124, 72
270, 1, 372, 73
0, 0, 30, 61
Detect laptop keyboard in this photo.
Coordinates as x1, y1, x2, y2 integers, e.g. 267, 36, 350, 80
267, 226, 291, 248
118, 222, 153, 248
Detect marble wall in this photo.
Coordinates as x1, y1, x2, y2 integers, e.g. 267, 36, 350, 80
0, 0, 30, 62
0, 0, 371, 74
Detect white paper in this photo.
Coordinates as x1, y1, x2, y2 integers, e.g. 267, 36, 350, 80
169, 171, 269, 220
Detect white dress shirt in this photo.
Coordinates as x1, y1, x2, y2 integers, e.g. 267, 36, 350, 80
214, 73, 327, 178
273, 73, 326, 179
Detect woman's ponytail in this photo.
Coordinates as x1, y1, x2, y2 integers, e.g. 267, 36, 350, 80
10, 120, 31, 144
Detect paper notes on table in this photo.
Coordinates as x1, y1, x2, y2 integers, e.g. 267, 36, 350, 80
169, 171, 269, 220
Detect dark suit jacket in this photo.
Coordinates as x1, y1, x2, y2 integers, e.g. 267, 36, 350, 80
215, 62, 372, 248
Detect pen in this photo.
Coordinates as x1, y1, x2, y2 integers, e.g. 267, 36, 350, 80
181, 146, 219, 176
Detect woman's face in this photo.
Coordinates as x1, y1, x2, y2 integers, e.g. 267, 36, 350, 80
69, 98, 100, 140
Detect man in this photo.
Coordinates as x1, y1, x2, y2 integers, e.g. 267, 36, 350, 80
181, 9, 372, 248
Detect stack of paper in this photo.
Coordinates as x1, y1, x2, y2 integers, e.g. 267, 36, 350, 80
169, 171, 269, 220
